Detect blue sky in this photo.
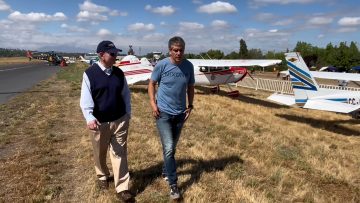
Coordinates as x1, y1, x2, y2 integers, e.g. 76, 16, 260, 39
0, 0, 359, 54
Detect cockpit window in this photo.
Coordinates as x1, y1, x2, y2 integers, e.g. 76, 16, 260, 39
200, 66, 229, 72
209, 67, 224, 72
199, 66, 208, 72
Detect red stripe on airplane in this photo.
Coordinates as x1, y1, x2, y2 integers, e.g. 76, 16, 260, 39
118, 61, 142, 66
203, 70, 233, 75
124, 69, 152, 76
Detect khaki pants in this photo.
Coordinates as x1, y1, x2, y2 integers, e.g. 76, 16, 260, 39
90, 114, 130, 193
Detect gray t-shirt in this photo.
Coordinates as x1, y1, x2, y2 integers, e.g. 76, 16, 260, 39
151, 57, 195, 115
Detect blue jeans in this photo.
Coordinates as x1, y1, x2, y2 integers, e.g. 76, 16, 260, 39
156, 111, 186, 186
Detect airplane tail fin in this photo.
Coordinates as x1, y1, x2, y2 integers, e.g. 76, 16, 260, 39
286, 52, 319, 107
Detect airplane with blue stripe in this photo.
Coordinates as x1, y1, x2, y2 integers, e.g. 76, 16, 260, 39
268, 52, 360, 119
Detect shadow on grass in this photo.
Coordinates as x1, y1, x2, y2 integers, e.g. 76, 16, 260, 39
130, 155, 243, 194
276, 114, 360, 136
195, 86, 289, 109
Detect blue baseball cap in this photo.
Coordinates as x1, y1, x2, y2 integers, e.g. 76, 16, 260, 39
96, 40, 122, 53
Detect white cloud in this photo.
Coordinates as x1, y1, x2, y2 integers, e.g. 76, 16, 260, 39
244, 28, 289, 40
97, 28, 112, 37
338, 17, 360, 26
211, 20, 229, 29
272, 19, 293, 26
77, 11, 107, 22
250, 0, 316, 7
79, 0, 109, 13
192, 0, 203, 4
145, 5, 175, 15
128, 23, 155, 32
255, 13, 276, 22
336, 27, 357, 33
197, 1, 237, 14
307, 16, 333, 25
143, 33, 165, 41
109, 10, 128, 17
77, 0, 125, 23
179, 22, 204, 31
8, 11, 67, 22
0, 0, 11, 11
61, 24, 89, 33
317, 34, 324, 38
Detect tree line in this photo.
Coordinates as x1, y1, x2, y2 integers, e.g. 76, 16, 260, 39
0, 48, 27, 57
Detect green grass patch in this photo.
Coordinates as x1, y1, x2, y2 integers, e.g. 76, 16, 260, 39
56, 63, 87, 83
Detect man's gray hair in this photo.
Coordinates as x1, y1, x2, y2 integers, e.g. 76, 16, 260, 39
168, 36, 185, 49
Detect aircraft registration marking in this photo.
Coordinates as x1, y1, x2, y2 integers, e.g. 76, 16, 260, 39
348, 98, 360, 105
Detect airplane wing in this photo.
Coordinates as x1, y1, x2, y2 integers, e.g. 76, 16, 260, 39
268, 93, 359, 113
188, 59, 282, 67
267, 93, 296, 105
304, 100, 360, 113
310, 71, 360, 82
125, 73, 151, 85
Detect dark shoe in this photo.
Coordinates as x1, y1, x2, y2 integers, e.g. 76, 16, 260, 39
170, 184, 180, 200
107, 174, 114, 182
117, 190, 135, 203
97, 179, 109, 190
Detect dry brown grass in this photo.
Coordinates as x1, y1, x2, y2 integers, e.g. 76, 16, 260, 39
0, 63, 359, 202
0, 57, 43, 67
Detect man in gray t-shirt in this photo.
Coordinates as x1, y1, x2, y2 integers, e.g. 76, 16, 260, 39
148, 36, 195, 200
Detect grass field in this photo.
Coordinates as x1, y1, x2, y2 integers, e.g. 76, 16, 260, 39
0, 57, 43, 67
0, 63, 359, 202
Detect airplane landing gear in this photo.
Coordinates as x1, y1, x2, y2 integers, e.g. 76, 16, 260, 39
227, 90, 240, 97
210, 85, 220, 93
351, 110, 360, 119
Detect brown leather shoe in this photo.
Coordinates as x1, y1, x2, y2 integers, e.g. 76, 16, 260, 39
97, 179, 109, 190
117, 190, 135, 203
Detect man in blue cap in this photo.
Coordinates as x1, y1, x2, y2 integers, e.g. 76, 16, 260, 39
80, 40, 134, 202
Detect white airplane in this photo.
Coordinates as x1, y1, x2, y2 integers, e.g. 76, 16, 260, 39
268, 52, 360, 118
115, 55, 153, 85
279, 67, 360, 84
79, 53, 98, 64
115, 55, 282, 96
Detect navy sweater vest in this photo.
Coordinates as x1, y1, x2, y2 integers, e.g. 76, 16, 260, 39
85, 63, 126, 122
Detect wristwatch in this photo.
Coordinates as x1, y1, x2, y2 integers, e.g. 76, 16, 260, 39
188, 104, 194, 109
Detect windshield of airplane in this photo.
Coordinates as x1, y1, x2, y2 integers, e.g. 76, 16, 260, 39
199, 66, 229, 73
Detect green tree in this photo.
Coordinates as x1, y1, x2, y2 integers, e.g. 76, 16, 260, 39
239, 39, 248, 59
224, 51, 239, 59
248, 48, 263, 59
206, 49, 224, 59
293, 41, 314, 57
349, 41, 360, 68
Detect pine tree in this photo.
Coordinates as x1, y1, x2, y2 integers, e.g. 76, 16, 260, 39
239, 39, 248, 59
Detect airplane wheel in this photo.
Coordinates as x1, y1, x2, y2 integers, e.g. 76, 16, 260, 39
227, 90, 240, 98
210, 86, 220, 93
351, 110, 360, 119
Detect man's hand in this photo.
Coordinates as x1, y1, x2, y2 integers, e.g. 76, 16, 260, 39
87, 119, 101, 130
151, 102, 160, 119
184, 107, 192, 121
